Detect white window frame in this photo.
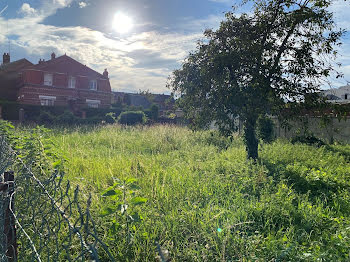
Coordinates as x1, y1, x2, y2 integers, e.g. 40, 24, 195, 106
89, 80, 97, 90
39, 95, 56, 106
68, 76, 76, 88
44, 73, 53, 86
86, 99, 100, 108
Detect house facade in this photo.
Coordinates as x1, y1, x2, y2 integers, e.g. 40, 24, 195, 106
0, 55, 33, 101
0, 52, 112, 111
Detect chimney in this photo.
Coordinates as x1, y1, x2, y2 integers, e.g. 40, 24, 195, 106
51, 52, 56, 60
103, 68, 109, 78
3, 53, 10, 64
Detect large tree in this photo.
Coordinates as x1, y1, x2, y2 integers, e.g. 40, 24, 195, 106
169, 0, 344, 159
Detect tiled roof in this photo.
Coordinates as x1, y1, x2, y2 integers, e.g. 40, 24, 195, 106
0, 59, 33, 101
0, 59, 33, 73
26, 55, 106, 79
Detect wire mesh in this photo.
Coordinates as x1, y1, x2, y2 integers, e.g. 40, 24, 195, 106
0, 136, 116, 261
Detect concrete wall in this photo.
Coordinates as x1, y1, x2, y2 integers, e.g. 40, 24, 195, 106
210, 116, 350, 144
272, 116, 350, 143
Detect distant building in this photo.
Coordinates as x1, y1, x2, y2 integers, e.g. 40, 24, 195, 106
112, 92, 174, 114
322, 85, 350, 104
0, 52, 112, 112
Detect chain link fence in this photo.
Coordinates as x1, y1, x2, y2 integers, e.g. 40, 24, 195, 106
0, 136, 116, 261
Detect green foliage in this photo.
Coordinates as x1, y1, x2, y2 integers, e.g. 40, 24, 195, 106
144, 104, 159, 121
56, 110, 76, 125
85, 107, 122, 119
257, 115, 275, 143
169, 0, 344, 159
100, 178, 148, 259
291, 135, 326, 147
8, 125, 350, 260
43, 125, 350, 261
118, 111, 147, 125
0, 100, 20, 120
0, 119, 15, 141
38, 111, 55, 125
105, 112, 117, 124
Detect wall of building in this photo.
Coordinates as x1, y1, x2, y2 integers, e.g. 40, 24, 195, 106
18, 85, 111, 108
19, 69, 112, 109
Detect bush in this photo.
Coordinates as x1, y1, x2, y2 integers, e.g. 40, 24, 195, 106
0, 100, 20, 120
56, 110, 77, 125
257, 115, 275, 143
291, 135, 325, 147
85, 108, 114, 118
118, 111, 147, 125
38, 111, 55, 125
105, 112, 116, 124
144, 104, 159, 121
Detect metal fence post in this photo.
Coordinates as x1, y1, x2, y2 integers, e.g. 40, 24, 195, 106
1, 172, 17, 262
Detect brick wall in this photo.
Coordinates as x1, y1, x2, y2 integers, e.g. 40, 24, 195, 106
19, 70, 112, 109
18, 85, 111, 108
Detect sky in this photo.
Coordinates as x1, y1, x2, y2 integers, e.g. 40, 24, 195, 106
0, 0, 349, 94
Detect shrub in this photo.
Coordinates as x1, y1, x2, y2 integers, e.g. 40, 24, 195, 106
0, 100, 20, 120
38, 111, 55, 125
291, 135, 325, 147
257, 115, 275, 143
105, 112, 116, 124
85, 108, 116, 118
144, 104, 159, 121
56, 110, 77, 125
118, 111, 147, 125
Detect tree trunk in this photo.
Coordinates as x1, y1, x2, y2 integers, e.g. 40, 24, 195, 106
243, 117, 258, 160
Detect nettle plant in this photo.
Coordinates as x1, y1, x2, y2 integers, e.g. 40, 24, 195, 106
100, 178, 148, 244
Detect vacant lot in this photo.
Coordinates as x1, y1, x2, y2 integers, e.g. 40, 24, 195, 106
35, 124, 347, 261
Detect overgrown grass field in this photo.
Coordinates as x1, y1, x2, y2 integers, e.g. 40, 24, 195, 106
19, 125, 350, 260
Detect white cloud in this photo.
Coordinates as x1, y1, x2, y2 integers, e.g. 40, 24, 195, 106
78, 2, 88, 8
0, 0, 213, 93
0, 12, 202, 93
19, 3, 37, 17
53, 0, 71, 8
3, 0, 349, 93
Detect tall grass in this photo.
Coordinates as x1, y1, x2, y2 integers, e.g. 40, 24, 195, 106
44, 124, 350, 261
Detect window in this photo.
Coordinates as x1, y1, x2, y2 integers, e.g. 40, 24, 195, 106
39, 95, 56, 106
345, 94, 348, 100
86, 99, 100, 108
44, 73, 53, 86
68, 76, 76, 88
89, 80, 97, 90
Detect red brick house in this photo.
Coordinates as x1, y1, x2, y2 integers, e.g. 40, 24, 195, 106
0, 55, 33, 101
17, 53, 112, 111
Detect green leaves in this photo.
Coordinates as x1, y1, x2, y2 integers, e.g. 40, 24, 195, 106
102, 189, 122, 198
169, 0, 344, 160
100, 206, 118, 217
99, 177, 147, 232
130, 197, 148, 206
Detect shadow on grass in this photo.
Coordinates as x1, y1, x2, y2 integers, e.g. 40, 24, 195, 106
261, 158, 350, 215
323, 145, 350, 162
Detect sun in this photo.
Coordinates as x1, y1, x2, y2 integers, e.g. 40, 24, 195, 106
113, 12, 133, 34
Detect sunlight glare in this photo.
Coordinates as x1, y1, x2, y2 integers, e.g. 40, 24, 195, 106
113, 12, 133, 34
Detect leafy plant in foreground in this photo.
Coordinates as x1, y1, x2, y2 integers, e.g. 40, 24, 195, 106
100, 178, 148, 255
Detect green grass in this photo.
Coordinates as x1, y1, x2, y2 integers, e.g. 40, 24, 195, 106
27, 125, 350, 260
